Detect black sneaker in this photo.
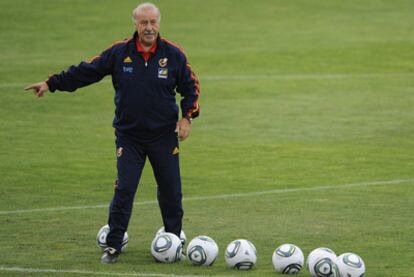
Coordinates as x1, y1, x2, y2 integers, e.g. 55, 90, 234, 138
179, 239, 186, 261
101, 247, 120, 264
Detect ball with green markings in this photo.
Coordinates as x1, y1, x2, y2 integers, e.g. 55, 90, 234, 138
187, 235, 218, 266
151, 232, 182, 263
336, 253, 365, 277
272, 243, 304, 274
225, 239, 257, 270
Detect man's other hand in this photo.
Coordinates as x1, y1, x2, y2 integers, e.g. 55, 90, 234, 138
176, 118, 192, 141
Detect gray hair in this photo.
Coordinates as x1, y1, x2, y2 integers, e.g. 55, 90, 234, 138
132, 2, 161, 23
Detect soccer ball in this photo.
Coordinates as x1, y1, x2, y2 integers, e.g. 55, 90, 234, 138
187, 235, 219, 266
96, 224, 128, 252
336, 253, 365, 277
306, 247, 339, 277
156, 226, 186, 246
272, 243, 304, 274
225, 239, 257, 270
151, 232, 183, 263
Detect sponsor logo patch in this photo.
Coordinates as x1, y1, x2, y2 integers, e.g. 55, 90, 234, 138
158, 68, 168, 79
123, 56, 132, 63
172, 147, 179, 155
123, 66, 133, 73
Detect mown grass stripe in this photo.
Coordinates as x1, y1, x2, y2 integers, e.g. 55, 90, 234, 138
0, 265, 231, 277
0, 178, 412, 215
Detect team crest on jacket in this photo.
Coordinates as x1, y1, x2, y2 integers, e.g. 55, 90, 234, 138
158, 58, 168, 67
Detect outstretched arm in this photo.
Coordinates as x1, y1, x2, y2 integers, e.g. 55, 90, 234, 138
25, 46, 114, 96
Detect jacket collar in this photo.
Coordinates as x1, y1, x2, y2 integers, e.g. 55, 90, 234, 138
133, 31, 164, 53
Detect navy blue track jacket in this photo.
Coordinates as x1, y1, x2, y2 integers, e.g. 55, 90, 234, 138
46, 32, 200, 138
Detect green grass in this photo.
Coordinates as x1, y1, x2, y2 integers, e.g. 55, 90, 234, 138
1, 0, 413, 276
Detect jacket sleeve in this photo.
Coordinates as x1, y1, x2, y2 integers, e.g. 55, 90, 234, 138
46, 47, 114, 92
176, 53, 200, 119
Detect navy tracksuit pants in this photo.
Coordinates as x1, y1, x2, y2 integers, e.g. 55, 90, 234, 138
106, 128, 183, 251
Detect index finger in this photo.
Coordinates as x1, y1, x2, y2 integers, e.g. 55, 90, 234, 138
24, 84, 36, 91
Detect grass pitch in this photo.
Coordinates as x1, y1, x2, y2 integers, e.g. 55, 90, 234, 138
1, 0, 413, 276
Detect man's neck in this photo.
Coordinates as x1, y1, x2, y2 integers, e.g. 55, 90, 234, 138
139, 40, 154, 52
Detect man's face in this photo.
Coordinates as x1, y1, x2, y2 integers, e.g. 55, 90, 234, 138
135, 8, 160, 47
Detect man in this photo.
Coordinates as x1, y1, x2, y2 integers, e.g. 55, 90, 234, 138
25, 2, 200, 264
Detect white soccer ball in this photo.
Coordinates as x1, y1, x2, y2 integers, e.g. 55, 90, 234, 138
96, 224, 128, 252
306, 247, 339, 277
336, 253, 365, 277
187, 235, 219, 266
151, 232, 183, 263
272, 243, 304, 274
225, 239, 257, 270
156, 226, 186, 246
